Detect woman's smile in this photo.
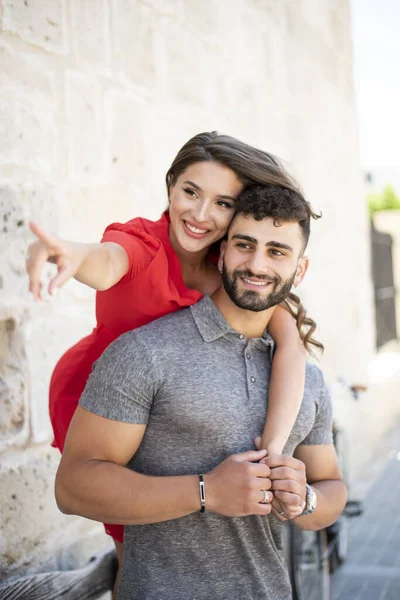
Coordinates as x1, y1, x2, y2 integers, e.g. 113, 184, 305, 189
183, 219, 211, 238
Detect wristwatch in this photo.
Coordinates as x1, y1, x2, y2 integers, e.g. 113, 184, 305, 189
300, 483, 317, 516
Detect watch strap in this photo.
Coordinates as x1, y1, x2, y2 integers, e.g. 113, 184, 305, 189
300, 483, 317, 517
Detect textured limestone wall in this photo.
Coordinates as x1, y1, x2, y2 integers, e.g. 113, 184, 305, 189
0, 0, 380, 579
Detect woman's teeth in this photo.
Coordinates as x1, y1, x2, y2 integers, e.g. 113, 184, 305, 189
184, 221, 209, 234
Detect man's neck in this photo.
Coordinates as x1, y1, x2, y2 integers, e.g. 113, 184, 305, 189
211, 287, 275, 340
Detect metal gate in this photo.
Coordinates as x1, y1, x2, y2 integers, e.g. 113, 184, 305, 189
371, 224, 397, 348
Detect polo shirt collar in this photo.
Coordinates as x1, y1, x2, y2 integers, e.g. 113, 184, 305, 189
190, 295, 275, 353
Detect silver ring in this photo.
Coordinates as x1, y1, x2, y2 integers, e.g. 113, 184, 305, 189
279, 511, 285, 516
26, 254, 31, 260
261, 490, 269, 504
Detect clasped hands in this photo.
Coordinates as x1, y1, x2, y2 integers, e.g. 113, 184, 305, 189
205, 442, 307, 520
255, 436, 307, 522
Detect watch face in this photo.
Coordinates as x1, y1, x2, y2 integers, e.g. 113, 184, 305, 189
306, 484, 317, 512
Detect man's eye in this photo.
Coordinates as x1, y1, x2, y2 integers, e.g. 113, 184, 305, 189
270, 249, 284, 256
183, 188, 197, 197
236, 243, 252, 249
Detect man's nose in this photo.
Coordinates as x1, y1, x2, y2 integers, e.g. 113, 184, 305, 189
246, 251, 269, 275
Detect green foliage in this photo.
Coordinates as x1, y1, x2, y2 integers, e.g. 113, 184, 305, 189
367, 192, 382, 217
381, 185, 400, 210
368, 184, 400, 217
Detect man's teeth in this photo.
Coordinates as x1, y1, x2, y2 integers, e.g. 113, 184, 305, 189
185, 222, 209, 234
242, 278, 269, 286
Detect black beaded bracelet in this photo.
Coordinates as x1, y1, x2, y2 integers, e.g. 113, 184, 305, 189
198, 474, 206, 513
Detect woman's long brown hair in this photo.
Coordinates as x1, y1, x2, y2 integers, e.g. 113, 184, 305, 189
166, 131, 301, 195
282, 292, 324, 356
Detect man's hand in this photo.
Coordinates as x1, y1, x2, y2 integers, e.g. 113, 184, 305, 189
266, 454, 307, 522
254, 436, 306, 521
205, 449, 273, 517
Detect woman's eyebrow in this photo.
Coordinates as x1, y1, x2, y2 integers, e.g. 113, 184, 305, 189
182, 181, 237, 202
183, 180, 201, 190
219, 195, 238, 202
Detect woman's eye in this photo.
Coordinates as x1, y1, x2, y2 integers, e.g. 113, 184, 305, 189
217, 200, 233, 209
183, 188, 197, 197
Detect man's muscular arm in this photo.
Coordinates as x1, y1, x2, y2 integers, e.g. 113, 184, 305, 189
55, 407, 273, 525
264, 444, 347, 531
293, 443, 347, 530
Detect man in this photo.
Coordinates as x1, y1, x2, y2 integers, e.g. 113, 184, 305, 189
55, 185, 347, 600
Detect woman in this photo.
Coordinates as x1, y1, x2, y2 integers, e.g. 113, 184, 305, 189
27, 131, 321, 595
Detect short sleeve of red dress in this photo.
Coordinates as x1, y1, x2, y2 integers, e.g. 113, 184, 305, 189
101, 222, 154, 283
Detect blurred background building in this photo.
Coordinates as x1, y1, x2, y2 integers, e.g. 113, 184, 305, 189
0, 0, 399, 585
353, 0, 400, 351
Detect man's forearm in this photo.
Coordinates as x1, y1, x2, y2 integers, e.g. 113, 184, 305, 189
294, 479, 347, 531
55, 460, 200, 525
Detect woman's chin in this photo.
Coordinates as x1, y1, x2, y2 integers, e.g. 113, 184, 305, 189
177, 233, 215, 255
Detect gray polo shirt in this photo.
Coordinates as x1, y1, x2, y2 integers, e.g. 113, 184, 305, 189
80, 295, 333, 600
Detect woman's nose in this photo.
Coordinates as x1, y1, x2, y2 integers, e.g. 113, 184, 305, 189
192, 200, 211, 223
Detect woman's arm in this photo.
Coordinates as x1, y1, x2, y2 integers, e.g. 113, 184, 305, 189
27, 222, 130, 300
260, 305, 307, 455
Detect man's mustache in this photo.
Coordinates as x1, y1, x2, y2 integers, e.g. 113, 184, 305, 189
233, 270, 280, 285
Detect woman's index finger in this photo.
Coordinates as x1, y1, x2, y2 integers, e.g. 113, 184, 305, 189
29, 221, 60, 249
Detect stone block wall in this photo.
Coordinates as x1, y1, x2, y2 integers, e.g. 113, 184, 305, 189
0, 0, 384, 580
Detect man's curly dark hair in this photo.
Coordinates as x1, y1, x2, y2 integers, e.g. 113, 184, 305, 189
230, 184, 321, 253
229, 184, 323, 355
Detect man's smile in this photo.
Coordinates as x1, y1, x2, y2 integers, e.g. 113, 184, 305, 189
241, 277, 273, 288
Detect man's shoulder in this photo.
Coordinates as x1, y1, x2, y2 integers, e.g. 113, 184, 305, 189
136, 306, 195, 339
305, 361, 326, 394
93, 308, 197, 385
115, 307, 196, 353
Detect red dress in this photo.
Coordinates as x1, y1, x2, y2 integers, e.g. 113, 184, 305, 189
49, 212, 203, 543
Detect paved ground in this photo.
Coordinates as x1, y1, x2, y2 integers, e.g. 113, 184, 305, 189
332, 427, 400, 600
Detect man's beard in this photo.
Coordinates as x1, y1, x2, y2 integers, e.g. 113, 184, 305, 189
221, 261, 296, 312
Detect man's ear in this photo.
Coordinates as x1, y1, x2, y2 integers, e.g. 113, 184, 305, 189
218, 240, 227, 273
293, 256, 309, 287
